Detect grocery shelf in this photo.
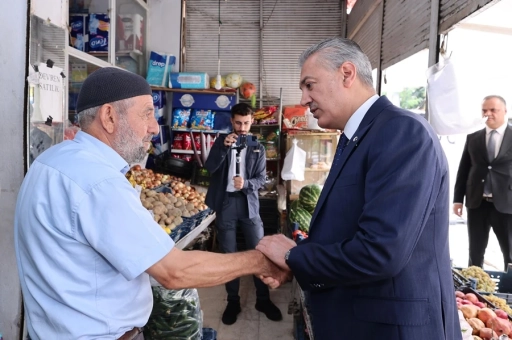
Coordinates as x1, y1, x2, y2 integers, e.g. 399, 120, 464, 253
175, 213, 216, 250
171, 149, 201, 155
151, 86, 237, 95
171, 128, 228, 134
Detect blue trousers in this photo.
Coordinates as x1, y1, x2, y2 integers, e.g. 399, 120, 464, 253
215, 193, 269, 302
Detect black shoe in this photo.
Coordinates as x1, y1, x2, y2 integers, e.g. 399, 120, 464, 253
222, 301, 241, 325
255, 299, 282, 321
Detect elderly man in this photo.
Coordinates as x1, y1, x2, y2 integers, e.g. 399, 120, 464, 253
257, 37, 461, 339
14, 67, 286, 340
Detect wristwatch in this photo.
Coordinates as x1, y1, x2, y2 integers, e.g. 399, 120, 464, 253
284, 249, 291, 264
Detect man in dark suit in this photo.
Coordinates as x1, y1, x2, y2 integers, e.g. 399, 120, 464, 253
256, 37, 461, 339
204, 103, 282, 325
453, 95, 512, 270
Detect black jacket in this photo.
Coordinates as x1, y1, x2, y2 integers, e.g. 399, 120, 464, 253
204, 134, 266, 218
454, 126, 512, 214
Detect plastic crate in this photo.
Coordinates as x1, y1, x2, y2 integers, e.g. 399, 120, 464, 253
201, 327, 217, 340
454, 266, 512, 293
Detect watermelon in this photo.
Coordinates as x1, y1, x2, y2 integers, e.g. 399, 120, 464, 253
298, 184, 321, 214
289, 207, 311, 232
290, 199, 302, 211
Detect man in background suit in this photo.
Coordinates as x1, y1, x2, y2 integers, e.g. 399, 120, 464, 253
256, 37, 461, 339
453, 95, 512, 270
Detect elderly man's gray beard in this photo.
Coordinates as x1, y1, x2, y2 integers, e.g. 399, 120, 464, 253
112, 114, 151, 164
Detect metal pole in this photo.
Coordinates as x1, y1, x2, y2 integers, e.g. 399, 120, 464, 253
426, 0, 441, 122
259, 0, 263, 108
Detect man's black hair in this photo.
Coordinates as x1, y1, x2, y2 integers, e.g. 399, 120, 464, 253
231, 102, 253, 118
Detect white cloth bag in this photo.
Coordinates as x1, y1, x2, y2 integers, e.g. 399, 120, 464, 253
427, 55, 485, 136
281, 139, 306, 181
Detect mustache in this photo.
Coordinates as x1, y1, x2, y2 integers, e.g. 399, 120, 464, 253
143, 135, 154, 142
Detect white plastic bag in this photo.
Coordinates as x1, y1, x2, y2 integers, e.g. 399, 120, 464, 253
281, 139, 306, 181
427, 55, 485, 136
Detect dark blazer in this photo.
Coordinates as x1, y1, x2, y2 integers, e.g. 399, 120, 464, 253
454, 126, 512, 214
204, 134, 266, 218
287, 97, 461, 340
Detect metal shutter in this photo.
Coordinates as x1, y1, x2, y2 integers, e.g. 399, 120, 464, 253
185, 0, 342, 106
381, 0, 430, 69
348, 0, 383, 69
261, 0, 342, 105
185, 0, 260, 89
439, 0, 497, 33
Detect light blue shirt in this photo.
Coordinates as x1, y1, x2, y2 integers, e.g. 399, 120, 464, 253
343, 94, 380, 140
15, 131, 174, 340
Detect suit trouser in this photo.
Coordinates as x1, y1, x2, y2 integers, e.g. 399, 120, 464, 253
215, 192, 269, 302
467, 199, 512, 270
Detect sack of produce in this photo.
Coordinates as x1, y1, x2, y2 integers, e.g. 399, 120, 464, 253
144, 287, 203, 340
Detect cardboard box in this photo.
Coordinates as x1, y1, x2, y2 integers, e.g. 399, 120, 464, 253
283, 105, 308, 129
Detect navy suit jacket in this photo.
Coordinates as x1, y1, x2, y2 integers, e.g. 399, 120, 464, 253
287, 97, 461, 339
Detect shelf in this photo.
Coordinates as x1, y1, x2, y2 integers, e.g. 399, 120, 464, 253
252, 124, 280, 128
67, 46, 112, 68
151, 86, 237, 95
175, 213, 216, 250
171, 128, 228, 134
171, 149, 200, 154
305, 168, 331, 172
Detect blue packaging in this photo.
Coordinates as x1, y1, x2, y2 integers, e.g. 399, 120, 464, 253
190, 109, 215, 130
171, 108, 191, 128
146, 51, 175, 87
169, 72, 209, 89
70, 14, 88, 51
152, 90, 167, 125
88, 13, 109, 52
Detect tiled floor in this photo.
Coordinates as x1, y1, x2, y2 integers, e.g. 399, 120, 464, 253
198, 275, 295, 340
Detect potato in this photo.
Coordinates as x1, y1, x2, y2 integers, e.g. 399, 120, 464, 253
182, 211, 191, 218
142, 201, 153, 209
146, 190, 157, 197
153, 201, 164, 207
154, 214, 161, 223
479, 327, 497, 339
169, 223, 177, 230
140, 193, 146, 200
171, 208, 182, 217
467, 318, 485, 335
164, 217, 175, 225
174, 201, 183, 208
152, 205, 166, 216
146, 197, 156, 203
174, 216, 183, 226
166, 204, 174, 212
460, 305, 479, 319
157, 192, 167, 202
477, 308, 496, 324
186, 203, 195, 211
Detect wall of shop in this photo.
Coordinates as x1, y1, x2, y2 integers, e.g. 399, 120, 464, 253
0, 1, 27, 339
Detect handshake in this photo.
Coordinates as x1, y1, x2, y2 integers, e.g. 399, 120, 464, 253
254, 234, 297, 289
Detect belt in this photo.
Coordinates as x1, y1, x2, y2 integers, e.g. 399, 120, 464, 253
118, 327, 143, 340
227, 191, 245, 197
483, 197, 493, 202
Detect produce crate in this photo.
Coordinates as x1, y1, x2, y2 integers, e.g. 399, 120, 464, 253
170, 218, 195, 242
452, 268, 471, 289
454, 266, 512, 293
201, 328, 217, 340
183, 208, 213, 228
457, 286, 512, 321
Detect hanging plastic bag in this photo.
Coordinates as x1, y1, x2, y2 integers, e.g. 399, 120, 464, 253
281, 139, 306, 181
144, 287, 203, 340
426, 55, 485, 136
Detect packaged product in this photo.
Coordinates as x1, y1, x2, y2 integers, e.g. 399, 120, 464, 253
190, 109, 215, 130
172, 133, 184, 149
171, 108, 191, 128
146, 51, 175, 87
